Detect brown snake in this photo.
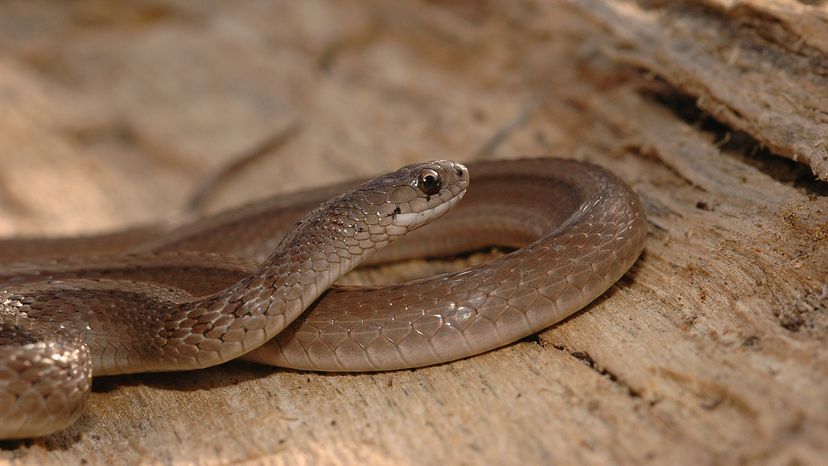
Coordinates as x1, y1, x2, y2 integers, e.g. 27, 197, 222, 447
0, 158, 646, 439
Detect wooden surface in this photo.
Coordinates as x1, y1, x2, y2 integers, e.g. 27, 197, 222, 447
0, 1, 826, 464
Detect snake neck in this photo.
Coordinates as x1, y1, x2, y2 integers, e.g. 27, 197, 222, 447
156, 181, 445, 370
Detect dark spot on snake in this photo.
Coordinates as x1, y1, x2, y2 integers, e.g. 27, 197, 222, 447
456, 167, 464, 177
357, 227, 364, 233
0, 324, 40, 345
426, 195, 431, 202
389, 206, 401, 218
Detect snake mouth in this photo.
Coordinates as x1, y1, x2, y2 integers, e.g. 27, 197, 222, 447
391, 188, 466, 229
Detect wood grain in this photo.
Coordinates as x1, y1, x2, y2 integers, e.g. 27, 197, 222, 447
0, 1, 825, 464
573, 0, 828, 180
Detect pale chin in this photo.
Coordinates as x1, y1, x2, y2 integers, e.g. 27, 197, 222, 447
392, 189, 466, 229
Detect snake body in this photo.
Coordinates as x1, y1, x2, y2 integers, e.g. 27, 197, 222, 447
0, 158, 646, 439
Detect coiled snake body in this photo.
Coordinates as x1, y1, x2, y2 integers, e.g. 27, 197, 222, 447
0, 158, 646, 439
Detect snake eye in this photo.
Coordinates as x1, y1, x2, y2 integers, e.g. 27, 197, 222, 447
417, 169, 442, 196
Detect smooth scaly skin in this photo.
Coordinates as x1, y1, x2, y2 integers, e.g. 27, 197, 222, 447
0, 160, 468, 439
0, 158, 647, 437
250, 159, 647, 370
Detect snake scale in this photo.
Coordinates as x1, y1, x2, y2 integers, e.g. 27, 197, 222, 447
0, 158, 646, 439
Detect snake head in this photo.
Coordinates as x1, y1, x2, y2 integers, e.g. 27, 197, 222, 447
283, 160, 468, 258
370, 160, 469, 234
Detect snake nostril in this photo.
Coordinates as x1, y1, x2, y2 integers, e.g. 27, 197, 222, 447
455, 167, 464, 177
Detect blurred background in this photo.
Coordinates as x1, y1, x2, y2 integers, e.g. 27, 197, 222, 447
0, 0, 599, 237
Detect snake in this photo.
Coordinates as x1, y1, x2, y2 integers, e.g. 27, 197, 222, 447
0, 158, 646, 440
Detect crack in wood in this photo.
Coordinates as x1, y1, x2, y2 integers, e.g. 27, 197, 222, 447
550, 342, 644, 400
